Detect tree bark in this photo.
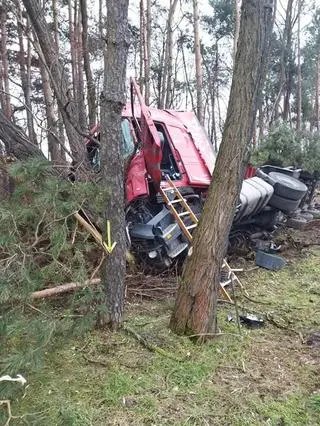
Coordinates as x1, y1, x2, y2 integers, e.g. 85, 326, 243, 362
145, 0, 151, 105
282, 0, 294, 122
170, 0, 275, 338
22, 0, 88, 165
165, 0, 178, 109
52, 0, 66, 160
37, 44, 62, 163
159, 0, 178, 109
272, 0, 293, 123
0, 109, 45, 160
193, 0, 204, 124
233, 0, 241, 61
0, 5, 11, 119
16, 3, 37, 145
139, 0, 145, 95
99, 0, 129, 330
75, 3, 87, 130
80, 0, 97, 126
296, 0, 302, 131
315, 50, 320, 132
181, 37, 195, 113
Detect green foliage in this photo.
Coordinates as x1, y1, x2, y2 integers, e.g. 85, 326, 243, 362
252, 124, 320, 173
4, 250, 319, 425
251, 124, 303, 167
0, 159, 108, 375
205, 0, 235, 39
302, 132, 320, 174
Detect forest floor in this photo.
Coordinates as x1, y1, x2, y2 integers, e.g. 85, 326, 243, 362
1, 226, 320, 425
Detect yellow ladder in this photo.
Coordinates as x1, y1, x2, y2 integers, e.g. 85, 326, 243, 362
160, 177, 244, 302
159, 176, 198, 243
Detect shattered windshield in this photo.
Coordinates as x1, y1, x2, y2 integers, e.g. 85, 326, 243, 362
121, 119, 135, 159
89, 119, 135, 170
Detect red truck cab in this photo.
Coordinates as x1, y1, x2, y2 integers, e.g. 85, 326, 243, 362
85, 78, 306, 270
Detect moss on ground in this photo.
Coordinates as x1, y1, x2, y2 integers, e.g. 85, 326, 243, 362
1, 248, 320, 425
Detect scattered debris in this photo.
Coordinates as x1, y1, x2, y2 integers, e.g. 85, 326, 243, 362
306, 332, 320, 348
0, 375, 26, 385
0, 375, 27, 426
239, 313, 264, 328
286, 217, 308, 230
255, 250, 286, 271
228, 313, 264, 328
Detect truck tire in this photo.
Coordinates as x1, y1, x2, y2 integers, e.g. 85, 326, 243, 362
268, 172, 308, 201
268, 193, 300, 214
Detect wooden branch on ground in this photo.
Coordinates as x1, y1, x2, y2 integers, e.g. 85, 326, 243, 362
31, 278, 101, 299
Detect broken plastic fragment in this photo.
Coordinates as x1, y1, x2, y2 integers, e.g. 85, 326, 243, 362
0, 374, 27, 386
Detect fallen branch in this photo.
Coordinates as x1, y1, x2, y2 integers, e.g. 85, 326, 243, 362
30, 273, 177, 300
31, 278, 101, 299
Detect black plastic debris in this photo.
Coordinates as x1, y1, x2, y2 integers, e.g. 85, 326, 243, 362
256, 250, 286, 271
227, 313, 265, 328
239, 314, 264, 328
268, 242, 281, 254
306, 332, 320, 348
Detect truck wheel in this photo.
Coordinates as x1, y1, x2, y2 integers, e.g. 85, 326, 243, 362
268, 172, 308, 201
268, 193, 300, 214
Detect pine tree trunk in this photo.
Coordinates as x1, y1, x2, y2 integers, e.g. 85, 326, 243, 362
99, 0, 103, 38
181, 40, 195, 112
0, 109, 45, 160
75, 4, 87, 130
16, 3, 37, 145
68, 0, 79, 120
22, 0, 88, 166
170, 0, 275, 338
159, 0, 178, 109
193, 0, 204, 124
0, 5, 11, 119
52, 0, 66, 160
315, 50, 320, 132
80, 0, 97, 126
165, 0, 178, 109
296, 0, 302, 131
258, 100, 264, 141
139, 0, 145, 94
233, 0, 241, 60
99, 0, 129, 330
144, 0, 151, 105
272, 0, 293, 124
37, 45, 62, 163
282, 0, 293, 122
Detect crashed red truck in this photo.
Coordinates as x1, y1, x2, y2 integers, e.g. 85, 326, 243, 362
86, 78, 309, 270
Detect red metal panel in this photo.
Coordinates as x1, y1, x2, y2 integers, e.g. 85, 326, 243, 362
130, 78, 162, 190
244, 166, 257, 179
125, 151, 149, 203
166, 111, 216, 176
166, 124, 212, 186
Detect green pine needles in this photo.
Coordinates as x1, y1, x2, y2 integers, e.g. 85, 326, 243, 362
0, 159, 108, 376
251, 124, 320, 174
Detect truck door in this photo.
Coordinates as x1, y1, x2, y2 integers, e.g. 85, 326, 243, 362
130, 77, 162, 190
